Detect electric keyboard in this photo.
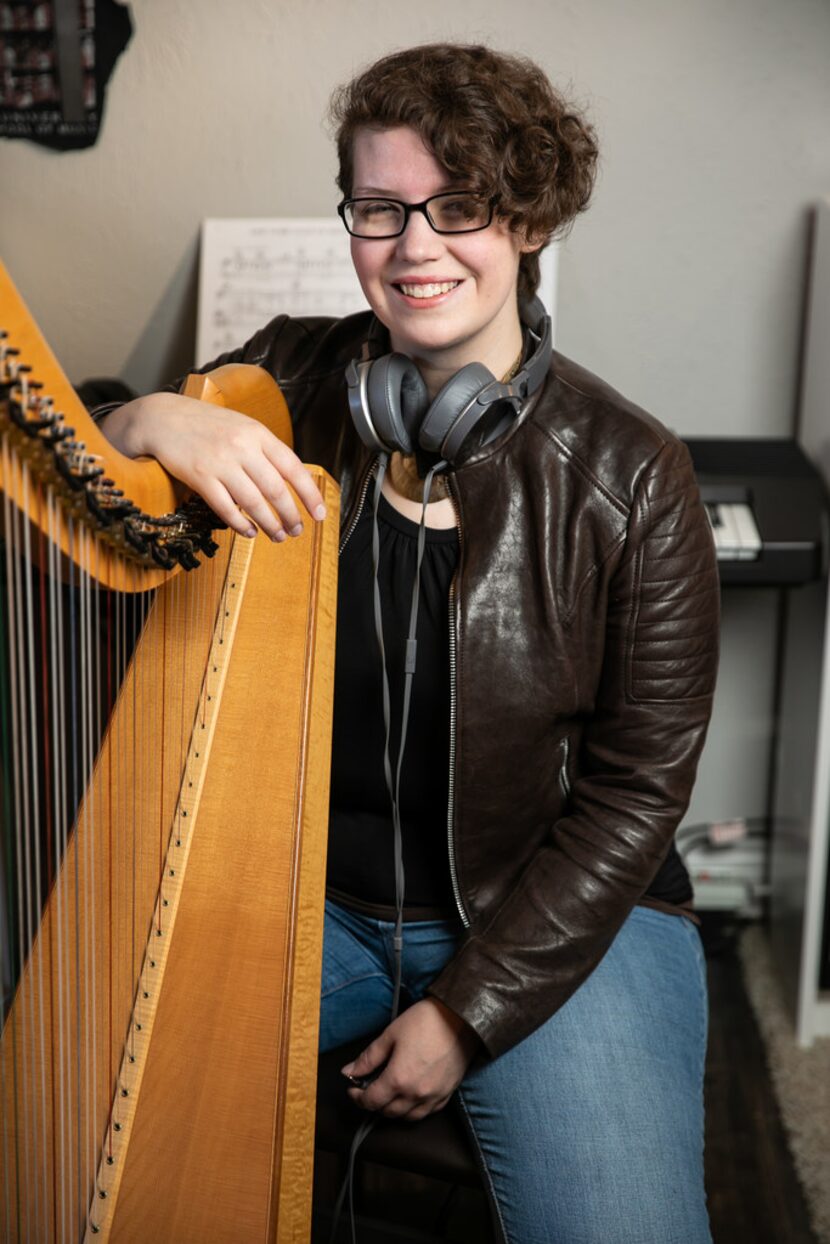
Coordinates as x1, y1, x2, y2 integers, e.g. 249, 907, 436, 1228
683, 439, 829, 586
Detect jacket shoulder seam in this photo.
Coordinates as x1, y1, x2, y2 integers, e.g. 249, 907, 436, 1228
527, 420, 629, 519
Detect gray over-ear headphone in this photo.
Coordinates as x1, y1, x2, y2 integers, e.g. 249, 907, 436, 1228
345, 296, 552, 467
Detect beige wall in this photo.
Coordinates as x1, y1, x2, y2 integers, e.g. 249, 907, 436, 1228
2, 0, 829, 435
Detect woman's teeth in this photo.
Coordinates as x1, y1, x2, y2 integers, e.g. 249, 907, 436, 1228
398, 281, 460, 298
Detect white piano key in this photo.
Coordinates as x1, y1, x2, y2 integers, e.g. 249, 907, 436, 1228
731, 503, 762, 559
711, 503, 743, 560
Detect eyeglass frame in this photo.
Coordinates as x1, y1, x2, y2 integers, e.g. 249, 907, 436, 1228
337, 191, 496, 239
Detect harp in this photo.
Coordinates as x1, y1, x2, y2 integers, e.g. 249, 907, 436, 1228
0, 261, 339, 1242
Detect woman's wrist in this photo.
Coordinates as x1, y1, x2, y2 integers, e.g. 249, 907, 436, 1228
97, 393, 165, 459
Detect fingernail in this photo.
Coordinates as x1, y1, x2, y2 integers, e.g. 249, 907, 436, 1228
314, 505, 327, 521
244, 526, 257, 539
290, 522, 303, 537
271, 529, 286, 543
341, 1062, 354, 1075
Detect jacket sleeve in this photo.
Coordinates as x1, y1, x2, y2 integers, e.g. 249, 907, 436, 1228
427, 437, 720, 1059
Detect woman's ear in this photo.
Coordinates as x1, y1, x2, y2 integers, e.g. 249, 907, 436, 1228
519, 228, 547, 256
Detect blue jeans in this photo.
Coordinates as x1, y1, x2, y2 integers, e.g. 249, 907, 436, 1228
320, 899, 713, 1244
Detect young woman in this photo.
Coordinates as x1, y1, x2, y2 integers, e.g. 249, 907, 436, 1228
99, 44, 719, 1244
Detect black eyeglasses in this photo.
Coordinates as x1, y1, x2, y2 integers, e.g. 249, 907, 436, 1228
337, 192, 494, 239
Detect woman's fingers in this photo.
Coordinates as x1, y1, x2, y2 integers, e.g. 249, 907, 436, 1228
225, 469, 291, 542
200, 426, 327, 535
262, 437, 328, 523
242, 461, 306, 537
199, 479, 268, 539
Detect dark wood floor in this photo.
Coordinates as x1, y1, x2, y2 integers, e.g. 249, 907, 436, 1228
702, 915, 818, 1244
314, 915, 820, 1243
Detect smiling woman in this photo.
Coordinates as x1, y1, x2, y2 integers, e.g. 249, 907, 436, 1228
94, 41, 720, 1244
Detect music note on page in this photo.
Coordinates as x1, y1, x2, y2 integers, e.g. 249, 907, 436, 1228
196, 218, 369, 366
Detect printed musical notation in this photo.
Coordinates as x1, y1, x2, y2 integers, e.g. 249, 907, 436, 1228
196, 218, 368, 365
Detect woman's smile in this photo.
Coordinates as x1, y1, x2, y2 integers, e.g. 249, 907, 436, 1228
392, 276, 464, 306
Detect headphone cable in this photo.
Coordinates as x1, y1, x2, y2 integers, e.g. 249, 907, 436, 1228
329, 454, 446, 1244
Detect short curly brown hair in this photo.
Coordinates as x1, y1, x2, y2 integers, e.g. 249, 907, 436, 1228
329, 43, 599, 302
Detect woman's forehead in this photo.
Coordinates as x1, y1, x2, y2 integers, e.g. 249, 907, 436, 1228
351, 126, 460, 197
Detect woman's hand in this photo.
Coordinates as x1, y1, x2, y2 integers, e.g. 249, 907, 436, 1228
341, 998, 481, 1121
99, 392, 327, 541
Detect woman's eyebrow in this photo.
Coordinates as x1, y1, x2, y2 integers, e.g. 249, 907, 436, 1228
351, 181, 461, 196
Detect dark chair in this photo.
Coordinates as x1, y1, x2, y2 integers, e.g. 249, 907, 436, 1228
314, 1039, 498, 1243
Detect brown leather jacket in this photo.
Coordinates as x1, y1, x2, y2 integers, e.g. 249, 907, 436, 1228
189, 310, 721, 1059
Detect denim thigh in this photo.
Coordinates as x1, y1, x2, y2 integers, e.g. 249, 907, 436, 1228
318, 900, 711, 1244
457, 905, 712, 1244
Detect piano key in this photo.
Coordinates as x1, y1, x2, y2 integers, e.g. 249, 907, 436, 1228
709, 503, 743, 559
731, 503, 762, 559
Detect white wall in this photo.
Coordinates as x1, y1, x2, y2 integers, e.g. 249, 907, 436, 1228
2, 0, 830, 833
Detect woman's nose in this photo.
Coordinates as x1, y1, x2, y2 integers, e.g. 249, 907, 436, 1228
394, 208, 444, 264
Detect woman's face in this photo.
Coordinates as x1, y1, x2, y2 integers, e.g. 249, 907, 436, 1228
348, 126, 529, 377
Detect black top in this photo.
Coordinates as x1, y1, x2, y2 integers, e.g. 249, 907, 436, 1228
326, 490, 459, 918
326, 486, 694, 921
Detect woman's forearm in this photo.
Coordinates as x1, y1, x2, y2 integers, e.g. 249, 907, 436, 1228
96, 393, 171, 459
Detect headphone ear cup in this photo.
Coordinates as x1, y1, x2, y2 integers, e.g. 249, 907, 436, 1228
418, 362, 496, 456
365, 353, 430, 455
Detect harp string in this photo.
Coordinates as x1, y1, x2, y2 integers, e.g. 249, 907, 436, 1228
82, 525, 96, 1240
11, 443, 30, 1244
69, 516, 83, 1242
46, 486, 67, 1242
22, 458, 46, 1244
1, 435, 19, 1243
36, 479, 59, 1240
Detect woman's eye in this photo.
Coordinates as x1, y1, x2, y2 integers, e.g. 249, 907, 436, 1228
358, 201, 396, 218
442, 198, 477, 219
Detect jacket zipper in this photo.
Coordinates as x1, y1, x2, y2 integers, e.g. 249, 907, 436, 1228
559, 735, 571, 799
339, 457, 378, 554
446, 480, 471, 928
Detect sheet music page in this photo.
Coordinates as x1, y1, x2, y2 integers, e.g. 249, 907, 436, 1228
196, 217, 369, 366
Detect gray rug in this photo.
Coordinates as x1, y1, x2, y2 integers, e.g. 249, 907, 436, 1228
739, 926, 830, 1243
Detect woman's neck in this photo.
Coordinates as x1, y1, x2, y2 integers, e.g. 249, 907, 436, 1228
381, 469, 457, 529
392, 317, 524, 399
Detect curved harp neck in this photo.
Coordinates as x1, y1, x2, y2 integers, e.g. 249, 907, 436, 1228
0, 258, 293, 591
